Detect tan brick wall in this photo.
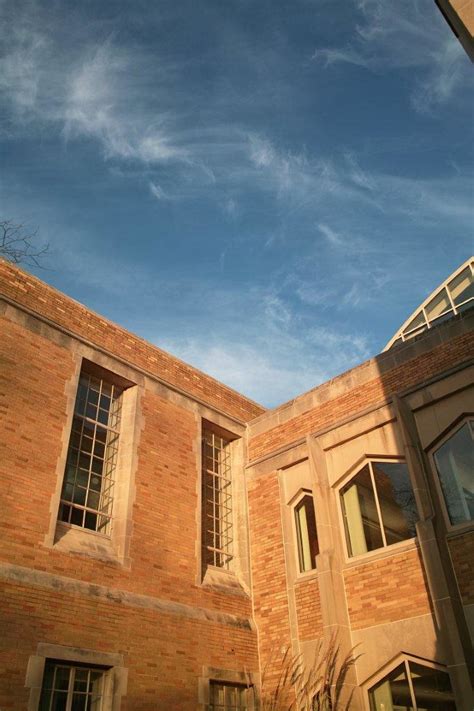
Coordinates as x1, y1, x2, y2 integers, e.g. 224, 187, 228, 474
0, 315, 252, 617
344, 548, 432, 631
0, 307, 258, 705
294, 577, 323, 641
248, 330, 473, 462
448, 531, 474, 605
0, 579, 258, 711
0, 260, 264, 423
449, 0, 474, 36
247, 471, 292, 685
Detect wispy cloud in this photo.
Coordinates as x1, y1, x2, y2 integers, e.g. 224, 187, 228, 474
312, 0, 472, 113
149, 182, 169, 201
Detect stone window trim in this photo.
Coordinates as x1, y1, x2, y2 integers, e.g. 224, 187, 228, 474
334, 456, 419, 565
361, 653, 455, 711
199, 418, 251, 596
427, 414, 474, 534
43, 352, 141, 568
25, 643, 128, 711
198, 667, 258, 710
288, 488, 319, 579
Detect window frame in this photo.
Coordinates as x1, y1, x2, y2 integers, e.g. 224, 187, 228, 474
45, 354, 139, 566
39, 660, 108, 711
208, 680, 251, 710
428, 415, 474, 534
57, 366, 125, 536
198, 667, 256, 711
364, 653, 455, 711
200, 420, 239, 576
291, 489, 319, 577
336, 457, 419, 563
25, 643, 127, 711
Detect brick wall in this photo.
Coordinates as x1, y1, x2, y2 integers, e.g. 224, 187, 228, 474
0, 579, 258, 711
247, 471, 292, 686
0, 299, 258, 706
343, 547, 432, 631
294, 577, 323, 641
248, 328, 473, 462
0, 260, 264, 423
448, 531, 474, 605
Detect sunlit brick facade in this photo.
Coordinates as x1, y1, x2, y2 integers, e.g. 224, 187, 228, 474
1, 258, 473, 710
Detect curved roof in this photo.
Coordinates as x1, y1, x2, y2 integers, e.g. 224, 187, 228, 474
384, 257, 474, 351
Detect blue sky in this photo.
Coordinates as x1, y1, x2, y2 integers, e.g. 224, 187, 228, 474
1, 0, 473, 407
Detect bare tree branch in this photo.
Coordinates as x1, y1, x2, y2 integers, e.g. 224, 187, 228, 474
0, 220, 49, 267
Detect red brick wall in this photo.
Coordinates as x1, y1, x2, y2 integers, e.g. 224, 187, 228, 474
0, 579, 258, 711
0, 308, 258, 706
0, 260, 264, 423
448, 531, 474, 605
344, 548, 432, 630
294, 577, 323, 641
248, 331, 473, 462
247, 472, 292, 685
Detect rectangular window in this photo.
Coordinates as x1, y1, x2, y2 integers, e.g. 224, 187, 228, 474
58, 366, 123, 534
202, 426, 233, 570
40, 661, 105, 711
209, 681, 248, 710
294, 494, 319, 573
341, 460, 417, 558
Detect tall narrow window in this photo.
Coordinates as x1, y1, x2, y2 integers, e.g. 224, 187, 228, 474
202, 426, 234, 570
58, 366, 123, 534
40, 661, 106, 711
340, 460, 417, 558
294, 495, 319, 573
209, 681, 248, 710
433, 419, 474, 526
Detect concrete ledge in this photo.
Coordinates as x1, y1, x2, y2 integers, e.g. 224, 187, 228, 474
0, 563, 253, 631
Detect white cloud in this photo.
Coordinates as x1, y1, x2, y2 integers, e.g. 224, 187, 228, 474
312, 0, 472, 113
318, 223, 344, 247
149, 182, 169, 201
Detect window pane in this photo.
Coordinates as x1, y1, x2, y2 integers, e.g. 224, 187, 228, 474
209, 682, 248, 710
51, 692, 69, 711
369, 663, 414, 711
425, 289, 451, 322
59, 367, 123, 533
434, 423, 474, 525
202, 428, 234, 570
448, 266, 474, 306
403, 310, 426, 337
372, 462, 417, 546
295, 495, 319, 572
341, 465, 383, 557
41, 664, 104, 711
409, 663, 456, 710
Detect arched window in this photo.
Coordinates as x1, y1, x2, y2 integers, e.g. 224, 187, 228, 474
294, 494, 319, 573
369, 659, 455, 711
340, 460, 418, 558
433, 419, 474, 526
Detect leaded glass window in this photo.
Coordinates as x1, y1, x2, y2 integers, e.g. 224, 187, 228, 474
39, 662, 105, 711
202, 427, 233, 569
209, 682, 248, 710
58, 368, 122, 534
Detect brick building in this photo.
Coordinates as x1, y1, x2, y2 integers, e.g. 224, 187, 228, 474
0, 257, 473, 710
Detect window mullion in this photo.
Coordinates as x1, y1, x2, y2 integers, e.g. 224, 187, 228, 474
369, 462, 387, 548
405, 660, 418, 711
66, 667, 74, 711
